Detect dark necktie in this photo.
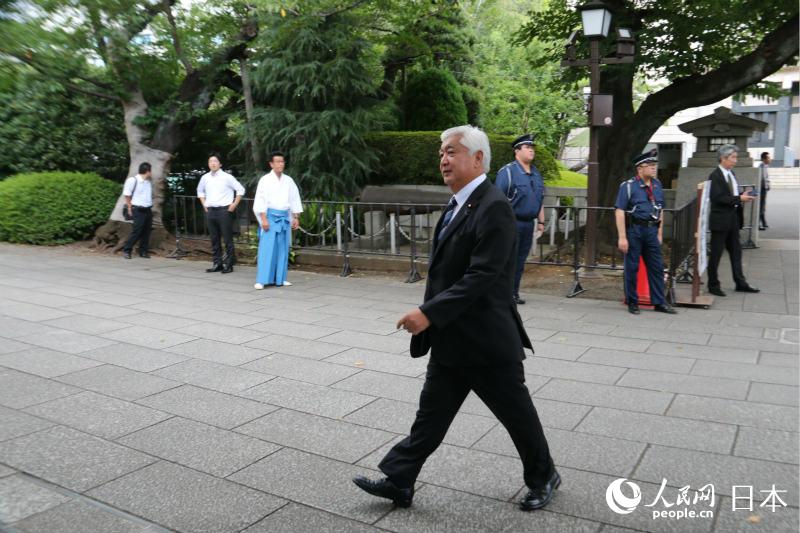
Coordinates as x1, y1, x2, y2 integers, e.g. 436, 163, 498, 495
438, 197, 458, 240
726, 171, 734, 195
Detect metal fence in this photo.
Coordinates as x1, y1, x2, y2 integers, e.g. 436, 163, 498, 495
169, 194, 700, 302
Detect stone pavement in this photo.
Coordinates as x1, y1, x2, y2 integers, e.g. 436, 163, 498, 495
0, 240, 797, 533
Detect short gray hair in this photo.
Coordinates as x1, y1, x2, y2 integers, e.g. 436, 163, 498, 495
717, 144, 738, 162
440, 125, 491, 173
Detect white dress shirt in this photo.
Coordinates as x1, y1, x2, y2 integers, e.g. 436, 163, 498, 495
449, 174, 486, 220
197, 170, 245, 207
123, 175, 153, 207
252, 171, 304, 215
718, 165, 739, 195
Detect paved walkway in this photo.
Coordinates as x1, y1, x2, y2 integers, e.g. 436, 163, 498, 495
0, 240, 797, 533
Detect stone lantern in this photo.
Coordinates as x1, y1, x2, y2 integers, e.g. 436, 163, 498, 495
675, 106, 767, 245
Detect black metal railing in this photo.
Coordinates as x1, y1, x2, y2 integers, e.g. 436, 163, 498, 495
169, 194, 700, 301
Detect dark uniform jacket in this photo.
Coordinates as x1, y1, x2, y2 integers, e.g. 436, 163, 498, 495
708, 167, 744, 232
410, 179, 532, 365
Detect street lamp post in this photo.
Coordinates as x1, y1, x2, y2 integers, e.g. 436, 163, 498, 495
562, 1, 634, 276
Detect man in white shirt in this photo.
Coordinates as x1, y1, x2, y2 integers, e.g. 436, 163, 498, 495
252, 151, 303, 289
122, 162, 154, 259
197, 154, 245, 273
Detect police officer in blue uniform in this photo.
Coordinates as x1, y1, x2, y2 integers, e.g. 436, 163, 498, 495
614, 150, 677, 315
495, 134, 545, 305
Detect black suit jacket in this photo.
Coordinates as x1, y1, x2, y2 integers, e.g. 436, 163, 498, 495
708, 167, 744, 232
410, 179, 533, 366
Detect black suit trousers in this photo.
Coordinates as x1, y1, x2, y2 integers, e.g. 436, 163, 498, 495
378, 358, 555, 489
123, 207, 152, 255
206, 207, 235, 265
708, 226, 746, 289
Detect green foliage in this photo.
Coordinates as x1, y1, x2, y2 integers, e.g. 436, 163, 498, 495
0, 172, 120, 244
245, 9, 379, 200
0, 75, 128, 179
467, 1, 584, 147
364, 131, 559, 186
375, 0, 480, 122
402, 69, 468, 131
516, 0, 798, 90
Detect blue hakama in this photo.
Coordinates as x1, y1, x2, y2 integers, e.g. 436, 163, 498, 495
256, 208, 291, 286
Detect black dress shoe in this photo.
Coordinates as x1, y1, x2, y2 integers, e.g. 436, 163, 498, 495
353, 476, 413, 508
520, 470, 561, 511
514, 295, 526, 305
122, 251, 131, 259
708, 287, 726, 297
654, 303, 677, 314
735, 285, 760, 293
628, 303, 640, 314
206, 264, 223, 273
759, 226, 766, 231
139, 253, 151, 259
221, 265, 234, 274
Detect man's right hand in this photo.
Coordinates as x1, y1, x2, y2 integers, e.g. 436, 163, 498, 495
618, 237, 629, 254
261, 221, 269, 231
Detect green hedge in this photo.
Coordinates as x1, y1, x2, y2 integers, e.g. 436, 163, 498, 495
0, 172, 120, 244
364, 131, 559, 186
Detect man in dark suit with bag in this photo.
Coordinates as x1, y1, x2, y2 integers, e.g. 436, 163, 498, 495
707, 144, 759, 297
352, 125, 559, 512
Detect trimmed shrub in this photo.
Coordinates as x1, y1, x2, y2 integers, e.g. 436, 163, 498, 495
364, 131, 559, 187
403, 69, 468, 131
0, 172, 120, 244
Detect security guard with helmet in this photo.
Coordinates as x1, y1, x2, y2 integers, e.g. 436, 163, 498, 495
614, 150, 677, 315
495, 133, 545, 305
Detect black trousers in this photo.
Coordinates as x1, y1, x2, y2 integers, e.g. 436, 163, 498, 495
708, 226, 747, 289
123, 207, 152, 255
379, 358, 555, 490
207, 207, 235, 266
759, 189, 768, 226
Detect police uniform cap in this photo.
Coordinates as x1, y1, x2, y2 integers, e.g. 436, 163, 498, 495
512, 134, 536, 149
632, 149, 658, 167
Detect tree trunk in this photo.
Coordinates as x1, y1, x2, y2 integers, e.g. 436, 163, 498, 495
240, 56, 262, 174
107, 91, 175, 227
96, 91, 177, 252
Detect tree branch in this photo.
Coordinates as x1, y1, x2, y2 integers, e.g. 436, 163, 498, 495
162, 0, 193, 74
320, 0, 369, 17
63, 82, 119, 101
3, 51, 106, 87
1, 50, 118, 98
220, 69, 243, 93
635, 14, 799, 126
87, 6, 109, 65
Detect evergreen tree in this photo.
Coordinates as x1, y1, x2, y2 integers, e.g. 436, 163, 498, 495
402, 68, 468, 131
247, 10, 378, 200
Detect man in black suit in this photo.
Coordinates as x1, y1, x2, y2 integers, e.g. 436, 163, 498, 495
353, 125, 559, 512
707, 144, 759, 297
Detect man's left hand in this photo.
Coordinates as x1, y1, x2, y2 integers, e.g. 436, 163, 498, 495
227, 205, 236, 213
291, 218, 300, 230
658, 232, 663, 244
397, 308, 430, 335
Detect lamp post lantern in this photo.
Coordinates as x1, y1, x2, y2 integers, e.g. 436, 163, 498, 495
562, 0, 635, 284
